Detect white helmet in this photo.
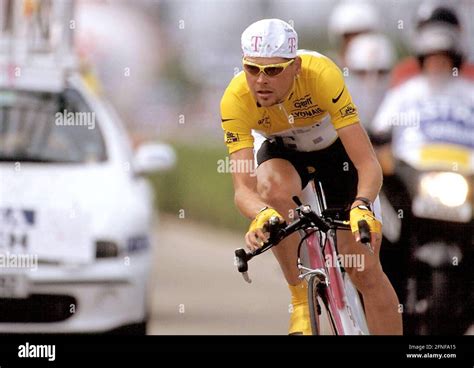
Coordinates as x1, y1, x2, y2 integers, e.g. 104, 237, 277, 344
345, 33, 396, 71
413, 23, 464, 68
328, 0, 380, 39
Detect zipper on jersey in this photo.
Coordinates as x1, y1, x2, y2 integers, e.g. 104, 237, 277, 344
278, 103, 294, 127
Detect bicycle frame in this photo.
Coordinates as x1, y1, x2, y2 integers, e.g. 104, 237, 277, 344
299, 181, 369, 335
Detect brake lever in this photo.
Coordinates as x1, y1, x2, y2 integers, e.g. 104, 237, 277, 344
357, 220, 374, 254
361, 241, 374, 254
342, 220, 374, 254
241, 272, 252, 283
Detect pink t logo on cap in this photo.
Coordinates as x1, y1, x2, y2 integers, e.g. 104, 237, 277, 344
288, 37, 296, 53
251, 36, 263, 52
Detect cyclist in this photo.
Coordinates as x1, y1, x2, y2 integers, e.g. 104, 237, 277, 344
220, 19, 402, 335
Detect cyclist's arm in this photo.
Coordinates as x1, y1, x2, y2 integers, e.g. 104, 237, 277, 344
316, 62, 382, 207
338, 122, 383, 207
230, 148, 269, 219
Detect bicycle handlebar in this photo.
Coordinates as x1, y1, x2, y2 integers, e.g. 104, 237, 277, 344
235, 214, 304, 272
234, 196, 373, 275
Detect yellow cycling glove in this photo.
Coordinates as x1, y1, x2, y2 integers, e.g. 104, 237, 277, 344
349, 206, 382, 235
248, 207, 283, 233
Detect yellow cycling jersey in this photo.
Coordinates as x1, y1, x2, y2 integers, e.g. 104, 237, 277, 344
220, 50, 360, 154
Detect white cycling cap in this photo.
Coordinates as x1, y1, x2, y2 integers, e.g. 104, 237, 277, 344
241, 19, 298, 58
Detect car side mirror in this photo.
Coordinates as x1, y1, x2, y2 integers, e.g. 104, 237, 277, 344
133, 143, 176, 175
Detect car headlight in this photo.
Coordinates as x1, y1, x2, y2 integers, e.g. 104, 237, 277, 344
414, 172, 471, 222
419, 172, 469, 207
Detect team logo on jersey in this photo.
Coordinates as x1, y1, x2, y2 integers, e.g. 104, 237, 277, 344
293, 94, 313, 109
332, 87, 345, 103
340, 103, 357, 117
225, 131, 240, 143
291, 94, 323, 119
257, 116, 271, 128
292, 107, 323, 119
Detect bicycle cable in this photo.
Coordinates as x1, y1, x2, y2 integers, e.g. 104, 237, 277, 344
297, 230, 314, 256
319, 230, 326, 254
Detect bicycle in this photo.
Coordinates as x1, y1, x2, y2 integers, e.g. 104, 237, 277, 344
234, 180, 373, 335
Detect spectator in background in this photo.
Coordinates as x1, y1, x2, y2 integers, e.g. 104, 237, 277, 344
327, 0, 380, 67
390, 1, 474, 88
344, 33, 396, 134
372, 21, 473, 175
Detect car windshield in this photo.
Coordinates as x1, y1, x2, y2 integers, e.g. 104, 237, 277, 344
0, 89, 107, 163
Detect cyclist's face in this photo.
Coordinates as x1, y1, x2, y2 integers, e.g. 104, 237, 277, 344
244, 56, 301, 107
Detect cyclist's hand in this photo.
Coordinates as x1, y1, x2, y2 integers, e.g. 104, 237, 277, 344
245, 207, 283, 251
349, 206, 382, 243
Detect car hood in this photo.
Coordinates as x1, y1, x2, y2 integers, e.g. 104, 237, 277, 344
0, 163, 133, 264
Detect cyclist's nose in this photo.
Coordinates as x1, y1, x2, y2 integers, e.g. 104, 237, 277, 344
256, 71, 269, 84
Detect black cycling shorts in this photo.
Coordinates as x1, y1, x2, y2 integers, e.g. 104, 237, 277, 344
256, 138, 358, 211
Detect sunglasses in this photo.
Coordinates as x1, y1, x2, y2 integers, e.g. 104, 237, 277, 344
242, 58, 295, 77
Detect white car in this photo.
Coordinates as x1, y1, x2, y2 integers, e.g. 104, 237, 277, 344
0, 73, 174, 334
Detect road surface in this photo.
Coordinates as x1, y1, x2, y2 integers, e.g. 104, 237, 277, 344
148, 215, 290, 335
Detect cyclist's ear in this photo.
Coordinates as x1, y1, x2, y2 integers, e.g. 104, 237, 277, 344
294, 56, 302, 76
